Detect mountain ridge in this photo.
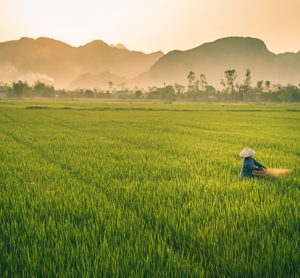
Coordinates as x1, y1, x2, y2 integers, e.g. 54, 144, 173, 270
135, 36, 300, 87
1, 36, 300, 89
0, 37, 163, 88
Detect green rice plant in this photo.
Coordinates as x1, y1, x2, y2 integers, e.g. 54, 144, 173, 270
0, 101, 299, 277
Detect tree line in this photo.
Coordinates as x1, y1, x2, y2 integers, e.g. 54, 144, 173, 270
2, 69, 300, 102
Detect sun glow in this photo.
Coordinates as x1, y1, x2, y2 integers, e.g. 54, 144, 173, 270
1, 0, 300, 53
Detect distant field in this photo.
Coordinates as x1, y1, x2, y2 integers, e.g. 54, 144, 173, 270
1, 98, 300, 111
0, 100, 299, 277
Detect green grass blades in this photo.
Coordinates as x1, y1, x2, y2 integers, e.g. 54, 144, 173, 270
0, 100, 299, 277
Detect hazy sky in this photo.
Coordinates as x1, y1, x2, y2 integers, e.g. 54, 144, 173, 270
1, 0, 299, 53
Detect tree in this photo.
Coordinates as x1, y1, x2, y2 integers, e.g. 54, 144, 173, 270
161, 85, 175, 100
236, 69, 252, 101
12, 81, 31, 98
244, 69, 252, 89
187, 71, 198, 92
224, 69, 237, 93
199, 74, 207, 92
187, 71, 196, 85
205, 85, 217, 99
33, 81, 55, 97
85, 89, 94, 98
265, 80, 271, 92
134, 90, 143, 98
108, 81, 114, 94
220, 79, 226, 90
174, 83, 185, 96
256, 80, 264, 92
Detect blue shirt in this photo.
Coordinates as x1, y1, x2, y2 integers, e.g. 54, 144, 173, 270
240, 157, 265, 177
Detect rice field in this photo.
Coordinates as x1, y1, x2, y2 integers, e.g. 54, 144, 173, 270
0, 100, 299, 277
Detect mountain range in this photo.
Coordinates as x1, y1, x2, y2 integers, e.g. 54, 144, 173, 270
137, 37, 300, 87
0, 36, 300, 89
0, 37, 163, 88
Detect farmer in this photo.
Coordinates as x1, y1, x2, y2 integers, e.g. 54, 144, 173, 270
240, 147, 268, 177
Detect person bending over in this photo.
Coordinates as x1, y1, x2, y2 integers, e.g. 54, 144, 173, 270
240, 147, 268, 177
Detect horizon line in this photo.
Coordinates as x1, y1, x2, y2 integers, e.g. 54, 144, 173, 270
1, 35, 300, 55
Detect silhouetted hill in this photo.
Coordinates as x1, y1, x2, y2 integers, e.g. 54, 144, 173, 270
0, 37, 163, 87
135, 37, 300, 87
1, 36, 300, 89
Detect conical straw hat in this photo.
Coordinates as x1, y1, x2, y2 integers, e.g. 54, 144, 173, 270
239, 147, 256, 158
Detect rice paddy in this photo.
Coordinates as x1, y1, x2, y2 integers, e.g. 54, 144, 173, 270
0, 100, 299, 277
